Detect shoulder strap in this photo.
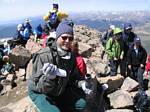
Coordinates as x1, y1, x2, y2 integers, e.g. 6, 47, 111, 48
49, 46, 58, 65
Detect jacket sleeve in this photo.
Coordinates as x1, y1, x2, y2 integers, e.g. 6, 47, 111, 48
106, 38, 114, 59
31, 52, 57, 94
141, 48, 147, 65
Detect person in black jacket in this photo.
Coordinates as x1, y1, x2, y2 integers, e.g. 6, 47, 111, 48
127, 37, 147, 90
121, 23, 137, 77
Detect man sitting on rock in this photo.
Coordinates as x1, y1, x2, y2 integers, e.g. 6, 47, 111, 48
28, 19, 94, 112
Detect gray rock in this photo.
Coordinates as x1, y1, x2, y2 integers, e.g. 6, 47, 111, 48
25, 39, 42, 54
121, 77, 139, 92
108, 90, 133, 108
9, 46, 31, 70
97, 75, 124, 93
78, 42, 93, 57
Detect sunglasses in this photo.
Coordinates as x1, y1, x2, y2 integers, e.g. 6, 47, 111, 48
61, 36, 74, 41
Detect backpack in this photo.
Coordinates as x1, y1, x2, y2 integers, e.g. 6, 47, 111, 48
133, 90, 150, 112
101, 31, 113, 46
48, 12, 59, 29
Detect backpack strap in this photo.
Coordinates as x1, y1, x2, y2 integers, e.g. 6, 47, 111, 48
49, 46, 58, 65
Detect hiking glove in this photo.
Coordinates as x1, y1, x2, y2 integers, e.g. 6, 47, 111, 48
41, 63, 67, 79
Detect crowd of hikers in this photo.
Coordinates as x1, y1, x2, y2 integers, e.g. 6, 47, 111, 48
101, 23, 150, 111
0, 2, 150, 112
100, 23, 150, 91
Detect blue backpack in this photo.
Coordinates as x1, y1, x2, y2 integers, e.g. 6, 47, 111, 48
48, 12, 59, 29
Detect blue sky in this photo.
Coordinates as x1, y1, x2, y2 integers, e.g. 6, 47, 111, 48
0, 0, 150, 22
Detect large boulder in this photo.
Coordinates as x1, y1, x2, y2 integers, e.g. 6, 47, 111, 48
108, 90, 133, 109
97, 75, 124, 93
9, 46, 31, 70
25, 39, 42, 54
121, 77, 139, 92
78, 42, 94, 57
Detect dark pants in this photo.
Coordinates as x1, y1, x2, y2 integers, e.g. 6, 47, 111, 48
120, 58, 127, 77
129, 66, 145, 90
28, 87, 86, 112
109, 59, 120, 76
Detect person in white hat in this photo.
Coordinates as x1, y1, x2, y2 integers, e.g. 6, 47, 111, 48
24, 18, 33, 35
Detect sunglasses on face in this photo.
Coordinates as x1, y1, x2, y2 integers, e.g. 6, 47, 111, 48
61, 36, 74, 41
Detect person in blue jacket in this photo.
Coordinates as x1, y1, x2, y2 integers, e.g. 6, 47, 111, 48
33, 24, 43, 41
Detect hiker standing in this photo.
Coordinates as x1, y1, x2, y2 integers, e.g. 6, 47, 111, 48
100, 25, 115, 59
28, 19, 93, 112
127, 37, 147, 90
106, 28, 124, 76
121, 23, 137, 77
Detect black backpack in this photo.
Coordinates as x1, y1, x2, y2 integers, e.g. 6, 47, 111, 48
134, 90, 150, 112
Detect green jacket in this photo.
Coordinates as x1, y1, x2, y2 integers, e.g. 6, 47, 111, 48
106, 38, 124, 60
28, 43, 83, 97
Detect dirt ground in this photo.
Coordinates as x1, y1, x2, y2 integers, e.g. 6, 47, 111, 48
0, 81, 27, 108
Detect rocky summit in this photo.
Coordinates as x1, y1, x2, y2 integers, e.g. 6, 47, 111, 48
0, 25, 150, 112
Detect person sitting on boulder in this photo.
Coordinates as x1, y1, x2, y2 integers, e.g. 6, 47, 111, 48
28, 19, 93, 112
9, 23, 29, 47
24, 18, 33, 35
33, 24, 43, 42
106, 28, 124, 76
127, 37, 147, 90
1, 55, 15, 76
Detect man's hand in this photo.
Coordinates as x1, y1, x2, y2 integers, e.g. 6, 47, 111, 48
128, 65, 132, 70
114, 57, 118, 61
140, 64, 144, 68
120, 55, 123, 60
41, 63, 67, 78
